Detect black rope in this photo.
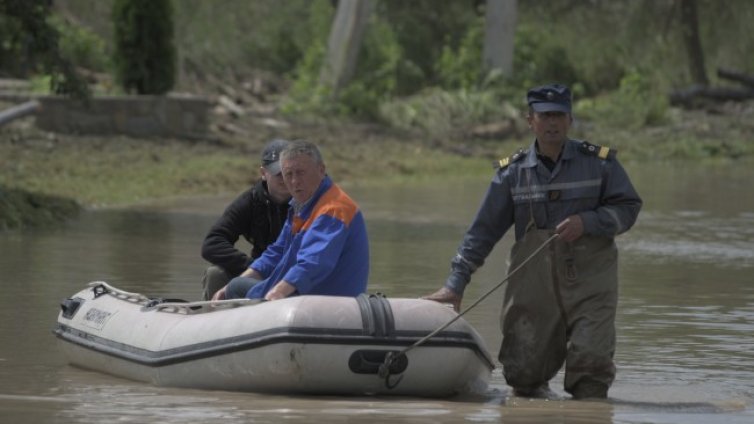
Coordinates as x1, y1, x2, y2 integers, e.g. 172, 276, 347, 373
379, 233, 559, 389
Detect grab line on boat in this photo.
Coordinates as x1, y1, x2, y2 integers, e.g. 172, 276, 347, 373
378, 233, 560, 389
87, 281, 261, 314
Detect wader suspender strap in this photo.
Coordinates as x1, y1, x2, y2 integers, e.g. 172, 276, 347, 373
378, 171, 560, 389
525, 167, 538, 233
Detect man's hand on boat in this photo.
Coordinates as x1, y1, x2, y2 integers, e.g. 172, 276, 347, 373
211, 286, 228, 301
210, 277, 296, 302
264, 280, 296, 301
422, 287, 463, 312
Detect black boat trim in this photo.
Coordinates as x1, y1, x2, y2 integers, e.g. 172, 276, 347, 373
53, 323, 495, 370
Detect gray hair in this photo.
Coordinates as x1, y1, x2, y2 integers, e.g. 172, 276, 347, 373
280, 139, 324, 165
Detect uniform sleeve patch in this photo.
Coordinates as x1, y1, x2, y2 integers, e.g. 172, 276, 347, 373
579, 141, 615, 160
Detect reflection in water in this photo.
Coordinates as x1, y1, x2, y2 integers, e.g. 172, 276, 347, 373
1, 164, 753, 423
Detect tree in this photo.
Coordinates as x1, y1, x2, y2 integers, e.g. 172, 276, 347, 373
678, 0, 708, 86
112, 0, 176, 95
0, 0, 89, 98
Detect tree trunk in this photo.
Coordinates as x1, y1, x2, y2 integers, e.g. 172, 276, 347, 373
483, 0, 517, 77
678, 0, 708, 86
319, 0, 373, 95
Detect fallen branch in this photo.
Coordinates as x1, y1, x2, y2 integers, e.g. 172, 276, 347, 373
717, 68, 754, 89
669, 84, 754, 107
0, 100, 41, 127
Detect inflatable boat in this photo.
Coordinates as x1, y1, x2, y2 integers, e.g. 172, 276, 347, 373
54, 282, 494, 397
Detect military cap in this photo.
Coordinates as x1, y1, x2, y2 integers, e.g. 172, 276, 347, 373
527, 83, 572, 113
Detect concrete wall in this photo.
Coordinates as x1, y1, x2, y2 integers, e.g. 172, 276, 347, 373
35, 94, 211, 139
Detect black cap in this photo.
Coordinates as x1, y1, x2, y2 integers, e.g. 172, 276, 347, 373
527, 83, 571, 113
261, 139, 289, 175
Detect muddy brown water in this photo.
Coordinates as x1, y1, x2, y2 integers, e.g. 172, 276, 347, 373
1, 163, 752, 423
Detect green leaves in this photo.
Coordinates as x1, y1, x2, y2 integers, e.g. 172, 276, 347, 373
112, 0, 176, 95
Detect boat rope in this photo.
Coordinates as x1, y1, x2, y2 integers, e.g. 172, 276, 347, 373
88, 281, 260, 314
378, 233, 559, 389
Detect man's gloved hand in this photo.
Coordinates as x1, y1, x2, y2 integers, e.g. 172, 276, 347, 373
421, 286, 463, 313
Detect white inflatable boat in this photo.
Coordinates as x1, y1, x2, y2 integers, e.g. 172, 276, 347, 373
54, 282, 494, 397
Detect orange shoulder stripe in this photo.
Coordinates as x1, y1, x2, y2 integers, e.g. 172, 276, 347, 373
293, 184, 359, 234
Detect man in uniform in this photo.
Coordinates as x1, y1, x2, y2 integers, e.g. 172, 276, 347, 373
423, 83, 642, 399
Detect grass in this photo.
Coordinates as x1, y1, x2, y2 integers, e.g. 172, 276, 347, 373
1, 95, 753, 231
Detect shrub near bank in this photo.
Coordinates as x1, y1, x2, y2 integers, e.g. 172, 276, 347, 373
0, 186, 80, 230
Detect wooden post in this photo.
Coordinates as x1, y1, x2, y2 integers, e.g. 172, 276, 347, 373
319, 0, 373, 95
483, 0, 517, 77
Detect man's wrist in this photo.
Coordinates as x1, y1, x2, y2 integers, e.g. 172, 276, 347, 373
266, 280, 296, 300
445, 273, 468, 295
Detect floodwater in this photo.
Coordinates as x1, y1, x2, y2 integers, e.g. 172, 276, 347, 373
1, 162, 753, 423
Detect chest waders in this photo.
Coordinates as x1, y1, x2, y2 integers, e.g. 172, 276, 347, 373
499, 168, 619, 395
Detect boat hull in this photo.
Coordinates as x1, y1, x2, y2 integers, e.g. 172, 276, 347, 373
54, 282, 494, 397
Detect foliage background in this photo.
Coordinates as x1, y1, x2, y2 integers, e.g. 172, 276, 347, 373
30, 1, 753, 127
1, 0, 754, 226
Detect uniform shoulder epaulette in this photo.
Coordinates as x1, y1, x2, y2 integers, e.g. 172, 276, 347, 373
493, 148, 527, 170
578, 140, 616, 160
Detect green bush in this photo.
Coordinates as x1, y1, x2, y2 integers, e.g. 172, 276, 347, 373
435, 22, 484, 90
0, 1, 89, 97
377, 0, 479, 93
112, 0, 176, 94
51, 15, 109, 73
280, 1, 335, 118
509, 24, 581, 95
284, 1, 406, 120
286, 2, 594, 127
0, 186, 80, 231
575, 69, 669, 129
0, 12, 27, 76
379, 88, 514, 137
284, 0, 487, 120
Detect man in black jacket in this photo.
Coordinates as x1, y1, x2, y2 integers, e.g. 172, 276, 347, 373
200, 139, 291, 300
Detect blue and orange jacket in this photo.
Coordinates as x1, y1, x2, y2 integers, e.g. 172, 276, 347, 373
246, 176, 369, 298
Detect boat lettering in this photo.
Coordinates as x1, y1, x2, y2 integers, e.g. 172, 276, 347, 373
82, 308, 114, 329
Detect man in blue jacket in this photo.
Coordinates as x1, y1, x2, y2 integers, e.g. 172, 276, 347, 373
424, 84, 642, 400
213, 140, 369, 301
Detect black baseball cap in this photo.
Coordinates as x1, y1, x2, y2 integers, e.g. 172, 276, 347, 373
261, 139, 289, 175
527, 83, 572, 113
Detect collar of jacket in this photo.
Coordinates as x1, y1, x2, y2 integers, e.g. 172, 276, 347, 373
255, 179, 272, 201
521, 139, 579, 168
289, 175, 333, 219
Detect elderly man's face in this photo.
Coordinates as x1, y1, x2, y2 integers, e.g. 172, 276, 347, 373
281, 154, 326, 204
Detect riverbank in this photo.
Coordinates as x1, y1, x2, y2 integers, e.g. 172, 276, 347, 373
1, 96, 753, 229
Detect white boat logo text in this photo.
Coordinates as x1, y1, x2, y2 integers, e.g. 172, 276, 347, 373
83, 308, 113, 329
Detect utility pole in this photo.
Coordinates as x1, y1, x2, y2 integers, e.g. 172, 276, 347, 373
483, 0, 517, 77
319, 0, 373, 95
